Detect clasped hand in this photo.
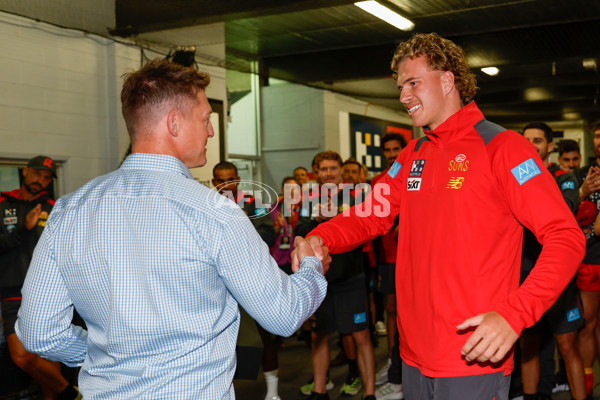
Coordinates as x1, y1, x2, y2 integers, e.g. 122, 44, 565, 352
290, 235, 331, 275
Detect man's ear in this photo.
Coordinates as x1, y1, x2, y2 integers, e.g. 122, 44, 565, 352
167, 110, 180, 137
548, 141, 555, 153
442, 70, 455, 96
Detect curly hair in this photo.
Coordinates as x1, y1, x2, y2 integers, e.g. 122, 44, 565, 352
391, 33, 477, 104
121, 58, 210, 139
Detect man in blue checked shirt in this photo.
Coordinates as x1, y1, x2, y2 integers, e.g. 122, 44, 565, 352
15, 59, 330, 399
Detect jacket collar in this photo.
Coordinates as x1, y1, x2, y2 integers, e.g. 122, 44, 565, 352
422, 101, 484, 145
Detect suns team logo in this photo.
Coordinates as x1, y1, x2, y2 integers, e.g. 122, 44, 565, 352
448, 154, 469, 172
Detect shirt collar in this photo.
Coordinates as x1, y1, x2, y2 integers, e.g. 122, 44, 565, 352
121, 153, 194, 180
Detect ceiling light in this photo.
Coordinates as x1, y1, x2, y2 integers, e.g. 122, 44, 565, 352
481, 67, 499, 76
583, 58, 597, 71
524, 87, 551, 102
354, 1, 414, 31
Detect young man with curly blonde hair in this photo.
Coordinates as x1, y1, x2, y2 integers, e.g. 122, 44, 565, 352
295, 33, 585, 400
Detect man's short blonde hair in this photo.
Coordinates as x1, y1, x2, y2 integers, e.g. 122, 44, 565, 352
121, 59, 210, 139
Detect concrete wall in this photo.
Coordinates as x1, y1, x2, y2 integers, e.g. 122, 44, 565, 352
0, 12, 227, 194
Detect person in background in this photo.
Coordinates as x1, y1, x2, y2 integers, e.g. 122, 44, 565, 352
574, 121, 600, 398
558, 139, 582, 173
294, 167, 310, 186
297, 151, 376, 400
271, 176, 299, 276
520, 122, 586, 400
0, 155, 80, 400
212, 161, 275, 248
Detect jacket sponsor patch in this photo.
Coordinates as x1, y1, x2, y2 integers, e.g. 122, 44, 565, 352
353, 312, 367, 324
511, 158, 542, 185
409, 159, 426, 177
561, 181, 576, 190
388, 161, 402, 178
4, 216, 17, 225
567, 307, 581, 322
407, 178, 421, 191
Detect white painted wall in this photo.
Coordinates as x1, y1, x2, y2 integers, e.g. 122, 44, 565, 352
323, 91, 412, 161
0, 12, 227, 194
261, 81, 412, 190
262, 82, 325, 190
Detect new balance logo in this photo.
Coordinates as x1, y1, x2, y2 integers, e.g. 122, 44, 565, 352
446, 177, 465, 190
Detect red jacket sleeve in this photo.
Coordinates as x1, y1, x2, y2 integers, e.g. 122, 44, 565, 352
490, 132, 585, 334
308, 144, 411, 254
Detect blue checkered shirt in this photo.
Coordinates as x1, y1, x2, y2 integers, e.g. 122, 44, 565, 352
16, 154, 327, 399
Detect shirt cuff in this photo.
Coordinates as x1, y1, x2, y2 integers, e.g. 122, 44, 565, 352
298, 256, 323, 275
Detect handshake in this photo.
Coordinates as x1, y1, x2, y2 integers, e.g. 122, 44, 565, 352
290, 236, 331, 275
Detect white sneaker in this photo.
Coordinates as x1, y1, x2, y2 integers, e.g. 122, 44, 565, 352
375, 382, 404, 400
375, 321, 387, 336
375, 358, 392, 385
551, 382, 569, 393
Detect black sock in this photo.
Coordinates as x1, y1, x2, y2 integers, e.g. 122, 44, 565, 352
348, 358, 359, 378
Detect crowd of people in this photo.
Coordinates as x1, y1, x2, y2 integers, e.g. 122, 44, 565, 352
0, 32, 599, 400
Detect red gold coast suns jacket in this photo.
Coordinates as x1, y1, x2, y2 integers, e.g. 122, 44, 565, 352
309, 102, 585, 377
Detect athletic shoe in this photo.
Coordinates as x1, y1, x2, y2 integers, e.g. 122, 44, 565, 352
340, 375, 362, 396
300, 378, 334, 395
308, 392, 330, 400
551, 382, 570, 393
375, 382, 404, 400
375, 358, 392, 385
375, 321, 387, 336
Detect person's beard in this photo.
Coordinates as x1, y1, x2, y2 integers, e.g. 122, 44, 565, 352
24, 182, 43, 195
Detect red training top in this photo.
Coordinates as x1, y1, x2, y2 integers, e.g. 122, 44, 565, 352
309, 102, 585, 378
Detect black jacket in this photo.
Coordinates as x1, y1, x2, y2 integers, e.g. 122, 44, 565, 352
0, 189, 54, 292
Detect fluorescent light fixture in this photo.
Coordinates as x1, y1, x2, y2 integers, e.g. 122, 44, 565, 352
354, 1, 414, 31
524, 87, 551, 102
481, 67, 499, 76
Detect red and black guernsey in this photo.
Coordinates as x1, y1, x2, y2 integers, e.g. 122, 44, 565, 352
0, 189, 54, 294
